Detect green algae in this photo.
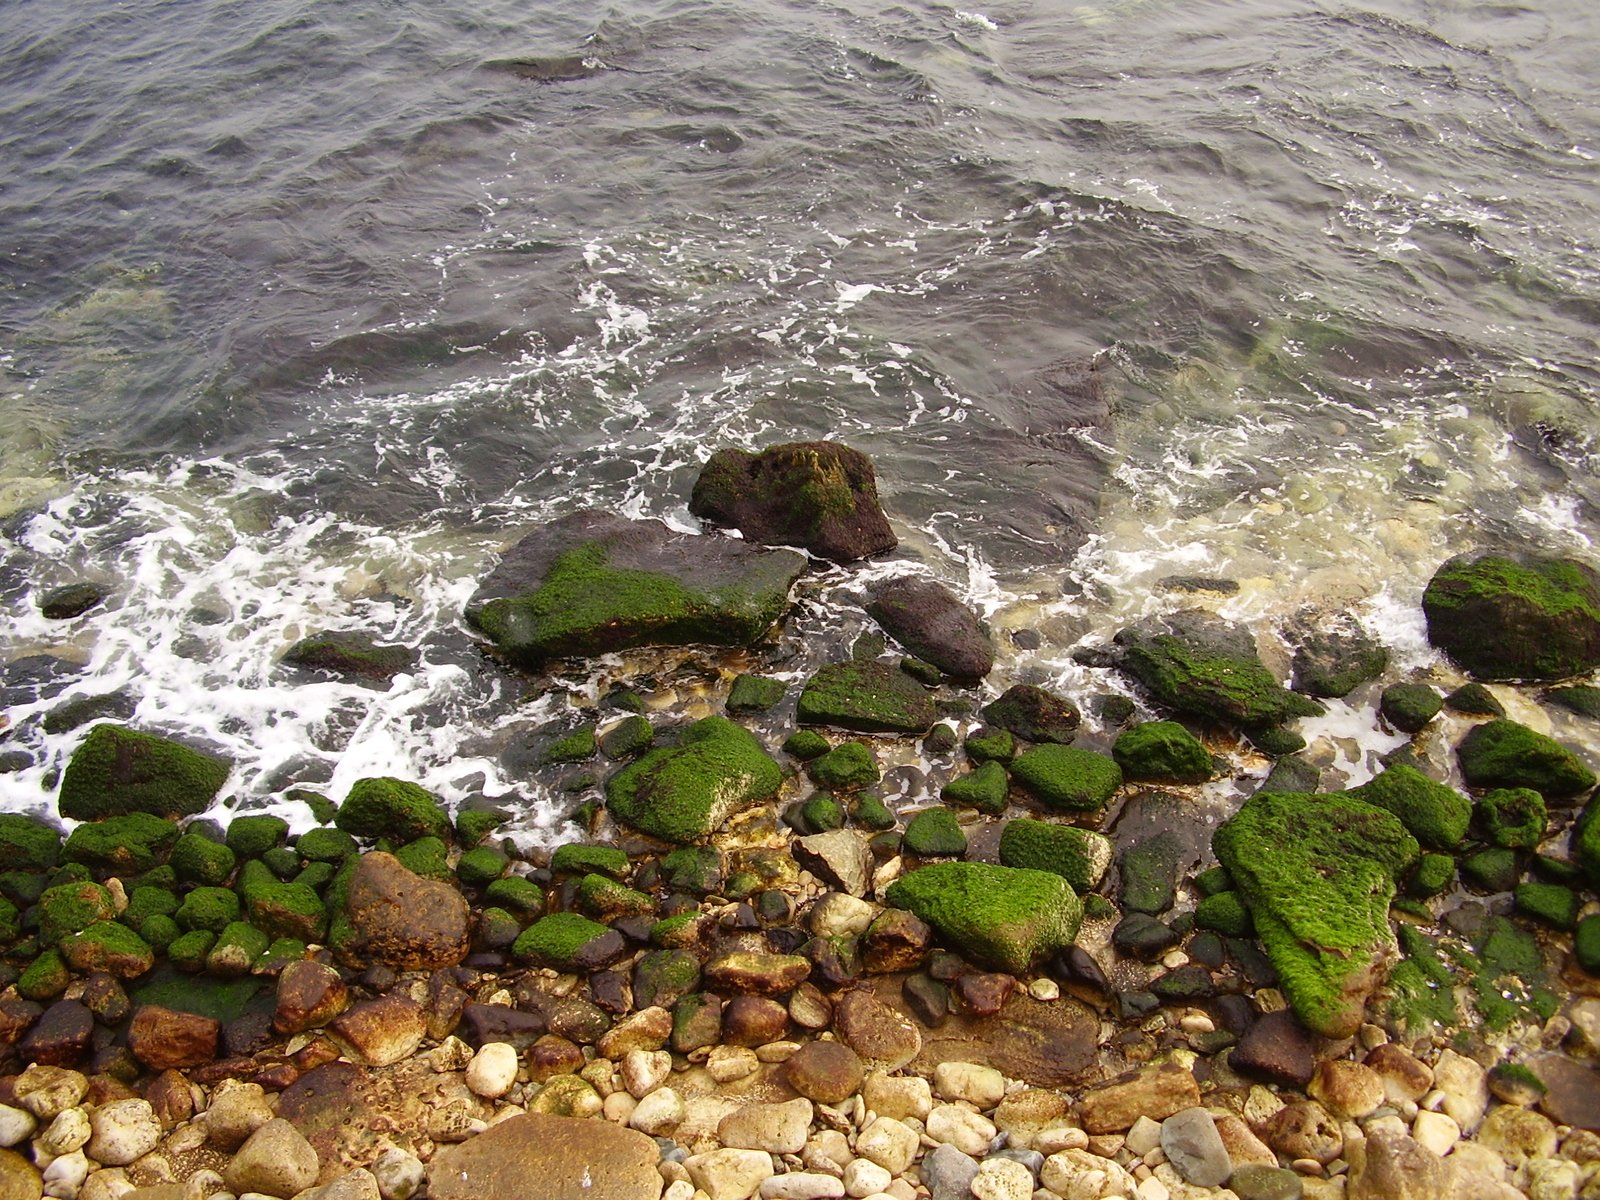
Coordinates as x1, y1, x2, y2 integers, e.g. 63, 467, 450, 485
1008, 745, 1123, 812
513, 912, 612, 969
1348, 764, 1471, 851
1112, 721, 1212, 784
62, 813, 179, 874
0, 814, 61, 871
807, 741, 879, 792
225, 814, 288, 859
1476, 788, 1547, 850
885, 861, 1083, 974
605, 715, 783, 844
796, 661, 937, 735
903, 807, 966, 857
57, 724, 230, 821
169, 831, 237, 886
996, 817, 1112, 893
727, 674, 787, 714
336, 777, 451, 843
550, 843, 630, 879
1422, 554, 1600, 681
941, 760, 1010, 815
1457, 719, 1596, 797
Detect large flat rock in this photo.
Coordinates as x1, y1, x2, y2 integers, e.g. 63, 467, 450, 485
429, 1112, 662, 1200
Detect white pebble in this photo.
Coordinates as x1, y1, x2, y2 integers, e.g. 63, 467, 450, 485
465, 1043, 520, 1100
1028, 979, 1060, 1002
37, 1107, 92, 1157
0, 1104, 37, 1149
926, 1105, 998, 1157
629, 1087, 685, 1136
843, 1157, 892, 1197
971, 1157, 1034, 1200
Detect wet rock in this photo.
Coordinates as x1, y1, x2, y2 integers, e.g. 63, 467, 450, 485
1457, 719, 1596, 798
1347, 1127, 1446, 1200
1056, 945, 1111, 994
461, 1002, 547, 1051
1530, 1052, 1600, 1131
1379, 683, 1442, 734
330, 995, 426, 1067
1118, 830, 1186, 915
793, 830, 872, 898
833, 989, 921, 1069
1162, 1107, 1230, 1188
56, 724, 230, 821
127, 1005, 219, 1072
855, 1115, 920, 1174
526, 1033, 584, 1081
1307, 1060, 1384, 1119
203, 1079, 273, 1150
796, 661, 937, 735
1229, 1163, 1305, 1200
996, 819, 1112, 893
867, 576, 993, 682
1261, 1100, 1342, 1164
17, 1000, 92, 1067
884, 861, 1083, 973
1078, 1063, 1202, 1134
466, 509, 806, 666
1232, 1010, 1316, 1088
671, 993, 723, 1054
606, 716, 784, 844
703, 951, 810, 997
723, 996, 790, 1046
1289, 612, 1389, 698
1111, 912, 1180, 960
952, 971, 1014, 1015
981, 684, 1081, 745
861, 908, 930, 972
430, 1111, 662, 1200
684, 1147, 776, 1200
597, 1006, 672, 1058
337, 851, 470, 971
1422, 553, 1600, 681
282, 630, 416, 682
783, 1039, 863, 1104
39, 582, 109, 621
274, 960, 349, 1034
717, 1097, 812, 1155
690, 440, 896, 563
903, 974, 950, 1027
85, 1098, 159, 1166
224, 1117, 320, 1198
922, 1143, 980, 1200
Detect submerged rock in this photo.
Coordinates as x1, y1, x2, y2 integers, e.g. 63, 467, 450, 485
281, 630, 416, 682
885, 861, 1082, 973
1288, 611, 1389, 699
1114, 611, 1323, 729
465, 509, 805, 667
865, 576, 993, 682
1422, 553, 1600, 681
57, 725, 230, 822
689, 440, 896, 563
1214, 790, 1420, 1038
605, 716, 782, 844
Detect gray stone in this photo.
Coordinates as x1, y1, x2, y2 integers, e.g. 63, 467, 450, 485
1160, 1107, 1231, 1188
922, 1143, 980, 1200
794, 830, 871, 898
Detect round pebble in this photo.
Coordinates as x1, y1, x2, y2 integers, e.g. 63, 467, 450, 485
465, 1043, 520, 1100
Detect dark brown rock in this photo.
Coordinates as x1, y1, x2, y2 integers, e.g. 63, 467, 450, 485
460, 1003, 547, 1051
981, 684, 1081, 745
425, 971, 470, 1041
274, 961, 350, 1035
903, 974, 949, 1028
1531, 1052, 1600, 1131
862, 909, 932, 974
689, 441, 896, 564
338, 852, 470, 972
866, 577, 994, 682
145, 1069, 195, 1128
429, 1112, 662, 1200
722, 996, 789, 1047
544, 996, 610, 1045
526, 1035, 585, 1082
953, 972, 1015, 1016
834, 989, 921, 1070
128, 1005, 220, 1071
17, 1001, 92, 1067
590, 970, 633, 1015
0, 999, 41, 1047
1231, 1009, 1316, 1089
784, 1039, 864, 1104
81, 973, 130, 1025
329, 995, 425, 1068
787, 982, 832, 1031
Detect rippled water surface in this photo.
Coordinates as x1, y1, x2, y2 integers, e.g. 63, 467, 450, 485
2, 0, 1597, 834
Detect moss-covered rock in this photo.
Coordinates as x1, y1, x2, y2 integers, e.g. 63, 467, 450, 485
1460, 846, 1520, 893
796, 662, 936, 735
865, 575, 994, 682
1008, 745, 1123, 812
1112, 721, 1212, 784
298, 827, 359, 864
688, 441, 897, 564
851, 792, 896, 832
456, 845, 509, 888
17, 948, 70, 1000
549, 843, 630, 880
512, 912, 614, 970
57, 725, 231, 821
484, 876, 545, 915
225, 814, 288, 859
176, 886, 242, 933
1347, 764, 1471, 851
577, 874, 654, 920
1445, 682, 1506, 717
884, 861, 1083, 973
980, 685, 1081, 745
1514, 882, 1578, 930
1577, 914, 1600, 975
1546, 684, 1600, 720
782, 730, 830, 761
454, 807, 506, 848
660, 846, 723, 895
1379, 683, 1443, 734
796, 792, 845, 833
335, 777, 451, 844
121, 884, 179, 930
964, 728, 1017, 764
1248, 725, 1308, 758
1423, 553, 1600, 681
941, 761, 1010, 815
1114, 611, 1323, 728
139, 914, 181, 952
394, 836, 452, 880
236, 860, 327, 942
1577, 793, 1600, 891
281, 630, 416, 681
727, 674, 787, 714
1476, 788, 1547, 850
1407, 852, 1456, 898
207, 920, 271, 976
465, 510, 807, 665
62, 813, 179, 874
1118, 831, 1185, 915
605, 716, 783, 844
0, 813, 62, 871
903, 808, 967, 858
807, 742, 879, 792
1213, 790, 1420, 1038
169, 831, 237, 887
1194, 890, 1253, 936
599, 715, 655, 760
996, 818, 1112, 892
541, 725, 597, 765
38, 880, 118, 944
1456, 719, 1596, 798
168, 929, 217, 972
61, 920, 155, 978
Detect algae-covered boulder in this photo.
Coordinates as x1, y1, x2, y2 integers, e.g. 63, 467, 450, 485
1214, 791, 1420, 1038
58, 725, 230, 821
1476, 788, 1547, 850
1113, 611, 1323, 728
885, 861, 1082, 973
1575, 794, 1600, 891
237, 860, 327, 943
281, 630, 416, 682
336, 777, 452, 843
62, 813, 179, 874
997, 818, 1113, 893
0, 813, 61, 871
1456, 719, 1596, 798
61, 921, 155, 978
689, 441, 896, 564
796, 661, 937, 735
941, 761, 1010, 814
1112, 722, 1212, 784
1422, 554, 1600, 681
465, 510, 806, 666
807, 742, 879, 792
512, 912, 624, 971
980, 684, 1081, 745
865, 576, 993, 682
1009, 745, 1123, 812
605, 716, 783, 844
1347, 764, 1471, 851
1289, 612, 1389, 699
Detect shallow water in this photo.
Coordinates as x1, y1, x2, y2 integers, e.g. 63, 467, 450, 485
2, 0, 1597, 838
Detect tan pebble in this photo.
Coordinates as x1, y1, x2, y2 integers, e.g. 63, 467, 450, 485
685, 1147, 776, 1200
37, 1107, 92, 1156
1293, 1158, 1325, 1175
1254, 989, 1287, 1014
759, 1171, 846, 1199
1034, 1123, 1088, 1154
464, 1043, 519, 1100
884, 1183, 916, 1200
1142, 1146, 1167, 1168
1178, 1013, 1214, 1035
1159, 950, 1188, 970
970, 1157, 1033, 1200
843, 1157, 892, 1196
708, 1046, 760, 1084
428, 1036, 473, 1073
604, 1091, 639, 1125
1135, 1175, 1170, 1200
14, 1067, 89, 1122
861, 1074, 932, 1124
757, 1041, 803, 1064
662, 1179, 696, 1200
855, 1117, 918, 1175
1085, 1133, 1124, 1158
926, 1104, 996, 1156
1124, 1116, 1162, 1158
1357, 1024, 1388, 1052
1409, 1109, 1459, 1157
1027, 979, 1059, 1002
933, 1063, 1006, 1110
630, 1088, 686, 1137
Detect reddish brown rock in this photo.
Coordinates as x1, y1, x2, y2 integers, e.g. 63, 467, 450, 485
702, 951, 811, 997
127, 1005, 220, 1072
0, 999, 41, 1047
17, 1001, 92, 1067
526, 1035, 585, 1083
429, 1112, 661, 1200
1078, 1063, 1202, 1134
145, 1070, 195, 1128
274, 961, 350, 1035
722, 996, 790, 1047
329, 995, 426, 1068
833, 989, 921, 1070
1261, 1099, 1343, 1165
953, 972, 1015, 1016
337, 852, 470, 972
784, 1040, 864, 1104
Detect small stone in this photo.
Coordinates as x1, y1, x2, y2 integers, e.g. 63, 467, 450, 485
834, 990, 921, 1070
718, 1098, 813, 1155
465, 1042, 519, 1100
919, 1144, 978, 1200
1431, 1048, 1487, 1133
37, 1107, 91, 1157
685, 1147, 776, 1200
13, 1066, 88, 1121
629, 1086, 685, 1136
85, 1098, 160, 1166
330, 995, 426, 1067
785, 1040, 864, 1104
934, 1061, 1006, 1109
1125, 1116, 1163, 1158
371, 1148, 424, 1200
1346, 1128, 1446, 1200
844, 1157, 895, 1198
273, 960, 349, 1035
761, 1172, 846, 1200
862, 1073, 932, 1123
788, 984, 833, 1032
1078, 1063, 1202, 1134
1477, 1105, 1558, 1165
0, 1106, 36, 1149
1159, 1107, 1230, 1188
202, 1079, 274, 1150
224, 1118, 320, 1198
597, 1006, 673, 1058
926, 1104, 998, 1156
1232, 1010, 1316, 1089
1229, 1163, 1304, 1200
1262, 1101, 1342, 1165
1041, 1148, 1139, 1200
970, 1157, 1034, 1200
725, 995, 791, 1046
1308, 1061, 1384, 1119
1410, 1109, 1460, 1157
621, 1048, 672, 1098
855, 1116, 919, 1174
708, 1045, 760, 1084
1028, 978, 1060, 1001
1364, 1043, 1433, 1105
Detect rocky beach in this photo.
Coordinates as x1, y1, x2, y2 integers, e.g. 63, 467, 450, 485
0, 441, 1596, 1200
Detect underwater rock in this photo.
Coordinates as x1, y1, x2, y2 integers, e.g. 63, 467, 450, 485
281, 630, 417, 682
1288, 611, 1389, 699
1422, 553, 1600, 681
865, 576, 993, 682
1214, 790, 1420, 1038
465, 509, 805, 667
689, 441, 896, 564
884, 861, 1082, 974
605, 716, 782, 844
57, 725, 230, 822
38, 581, 109, 621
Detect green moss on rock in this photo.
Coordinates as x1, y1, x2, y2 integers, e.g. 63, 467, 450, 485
1194, 890, 1253, 937
1009, 745, 1123, 812
727, 674, 787, 714
62, 813, 179, 874
996, 818, 1112, 892
61, 920, 155, 978
1423, 553, 1600, 681
1477, 788, 1547, 850
903, 808, 967, 858
1546, 684, 1600, 720
225, 814, 288, 859
941, 760, 1010, 815
796, 661, 936, 735
1457, 719, 1596, 798
796, 792, 844, 833
139, 914, 181, 952
336, 778, 451, 844
167, 929, 217, 972
237, 860, 328, 942
807, 742, 879, 792
1576, 914, 1600, 975
207, 920, 270, 976
605, 716, 783, 844
0, 814, 61, 871
484, 876, 544, 915
297, 827, 359, 864
169, 831, 237, 887
1461, 847, 1520, 893
578, 874, 654, 920
542, 725, 597, 765
176, 886, 241, 933
57, 724, 231, 821
852, 792, 896, 832
1514, 882, 1579, 930
782, 729, 830, 761
964, 728, 1017, 764
456, 845, 509, 888
599, 716, 655, 760
1407, 852, 1456, 898
17, 948, 70, 1001
394, 836, 452, 880
550, 843, 629, 879
660, 846, 723, 895
1577, 793, 1600, 891
885, 861, 1083, 973
980, 684, 1081, 745
1112, 721, 1212, 784
39, 881, 117, 944
1348, 764, 1472, 851
1213, 790, 1420, 1038
512, 912, 612, 970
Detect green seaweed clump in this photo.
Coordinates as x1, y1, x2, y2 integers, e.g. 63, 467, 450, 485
176, 886, 242, 933
0, 814, 61, 871
62, 813, 179, 874
1348, 764, 1471, 851
336, 777, 452, 843
996, 817, 1112, 893
1422, 553, 1600, 681
605, 716, 783, 844
1111, 721, 1212, 784
1379, 683, 1443, 734
941, 761, 1010, 815
885, 861, 1083, 974
1476, 788, 1547, 850
577, 873, 654, 920
57, 724, 231, 821
1456, 719, 1596, 798
512, 911, 612, 970
1213, 790, 1419, 1038
807, 742, 879, 792
225, 814, 288, 859
541, 725, 597, 765
236, 859, 328, 942
1194, 890, 1253, 937
796, 661, 937, 735
1008, 745, 1123, 812
902, 808, 967, 858
1386, 924, 1459, 1036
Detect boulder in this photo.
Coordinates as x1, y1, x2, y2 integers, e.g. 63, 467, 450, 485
1456, 719, 1596, 798
465, 509, 806, 666
335, 778, 451, 843
885, 861, 1082, 973
126, 1005, 218, 1071
333, 852, 470, 971
1422, 553, 1600, 681
996, 819, 1112, 892
56, 725, 229, 821
1289, 611, 1389, 698
980, 684, 1080, 745
605, 716, 782, 844
1214, 790, 1419, 1038
796, 661, 937, 735
282, 631, 416, 682
1113, 611, 1323, 728
689, 441, 896, 563
1347, 764, 1471, 850
1112, 721, 1212, 784
865, 577, 993, 681
1008, 745, 1122, 812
